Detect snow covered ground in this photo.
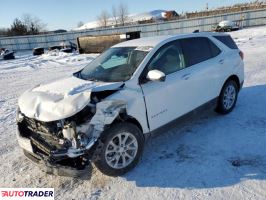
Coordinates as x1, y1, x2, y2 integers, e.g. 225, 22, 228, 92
1, 26, 266, 200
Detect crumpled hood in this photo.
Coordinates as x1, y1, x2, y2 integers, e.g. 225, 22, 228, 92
18, 75, 123, 122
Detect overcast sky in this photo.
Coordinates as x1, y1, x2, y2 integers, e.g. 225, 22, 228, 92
0, 0, 250, 30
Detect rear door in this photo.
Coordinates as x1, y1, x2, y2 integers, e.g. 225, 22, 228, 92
180, 37, 224, 100
212, 35, 244, 92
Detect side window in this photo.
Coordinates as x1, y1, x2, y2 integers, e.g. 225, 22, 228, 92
180, 37, 217, 67
209, 39, 221, 57
147, 41, 185, 75
214, 36, 238, 49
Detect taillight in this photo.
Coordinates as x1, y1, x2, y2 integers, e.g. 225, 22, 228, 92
239, 50, 244, 60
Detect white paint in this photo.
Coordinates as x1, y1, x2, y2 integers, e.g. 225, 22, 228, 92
18, 76, 124, 122
146, 70, 166, 81
90, 100, 126, 132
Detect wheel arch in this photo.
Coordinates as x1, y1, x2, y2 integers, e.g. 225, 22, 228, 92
116, 114, 144, 133
222, 75, 240, 91
124, 116, 143, 133
216, 74, 240, 114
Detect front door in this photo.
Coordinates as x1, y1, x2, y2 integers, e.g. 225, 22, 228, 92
140, 37, 219, 131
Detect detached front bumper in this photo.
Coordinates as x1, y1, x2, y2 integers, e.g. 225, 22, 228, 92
23, 149, 92, 178
16, 129, 92, 178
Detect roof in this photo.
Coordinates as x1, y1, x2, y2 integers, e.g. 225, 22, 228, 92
113, 35, 172, 47
113, 32, 229, 48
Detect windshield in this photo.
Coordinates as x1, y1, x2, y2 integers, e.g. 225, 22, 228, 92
80, 47, 150, 82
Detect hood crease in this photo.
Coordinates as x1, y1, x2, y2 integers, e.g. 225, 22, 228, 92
18, 75, 124, 122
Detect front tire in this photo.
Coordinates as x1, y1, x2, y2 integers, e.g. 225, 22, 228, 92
216, 80, 239, 114
93, 122, 144, 176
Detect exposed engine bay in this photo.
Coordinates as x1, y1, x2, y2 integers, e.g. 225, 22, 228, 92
17, 87, 127, 177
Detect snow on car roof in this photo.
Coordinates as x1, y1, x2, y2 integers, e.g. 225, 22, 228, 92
113, 32, 229, 48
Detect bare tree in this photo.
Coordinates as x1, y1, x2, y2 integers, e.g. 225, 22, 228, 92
77, 21, 84, 28
21, 14, 47, 35
112, 5, 118, 27
21, 14, 32, 30
97, 10, 110, 28
118, 2, 129, 26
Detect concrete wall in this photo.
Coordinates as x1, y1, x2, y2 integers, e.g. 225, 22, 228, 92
1, 8, 266, 51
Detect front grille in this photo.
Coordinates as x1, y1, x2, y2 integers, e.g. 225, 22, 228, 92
18, 116, 65, 151
30, 136, 55, 155
23, 116, 62, 136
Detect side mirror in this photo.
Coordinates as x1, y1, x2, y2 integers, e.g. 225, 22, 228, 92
146, 70, 166, 82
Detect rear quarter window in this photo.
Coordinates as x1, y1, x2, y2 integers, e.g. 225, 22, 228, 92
214, 36, 238, 49
209, 39, 221, 57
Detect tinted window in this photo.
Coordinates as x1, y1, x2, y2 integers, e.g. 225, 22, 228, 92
209, 40, 221, 57
180, 37, 214, 67
147, 41, 185, 75
214, 36, 238, 49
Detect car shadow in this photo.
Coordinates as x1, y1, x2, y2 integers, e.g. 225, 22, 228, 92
123, 84, 266, 189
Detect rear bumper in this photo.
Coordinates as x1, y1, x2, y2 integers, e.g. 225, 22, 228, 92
16, 129, 92, 178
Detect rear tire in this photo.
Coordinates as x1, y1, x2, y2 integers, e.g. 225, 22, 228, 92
93, 122, 144, 176
216, 80, 239, 114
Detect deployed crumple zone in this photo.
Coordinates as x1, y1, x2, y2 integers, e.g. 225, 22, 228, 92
61, 99, 127, 158
90, 100, 127, 132
17, 99, 127, 177
17, 77, 127, 177
58, 100, 127, 155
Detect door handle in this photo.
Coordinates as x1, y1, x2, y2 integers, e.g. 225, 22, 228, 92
181, 73, 191, 80
219, 59, 224, 64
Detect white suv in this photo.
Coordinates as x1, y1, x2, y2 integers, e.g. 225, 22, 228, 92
17, 32, 244, 177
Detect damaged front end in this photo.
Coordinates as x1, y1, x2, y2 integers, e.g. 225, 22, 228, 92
16, 99, 126, 178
